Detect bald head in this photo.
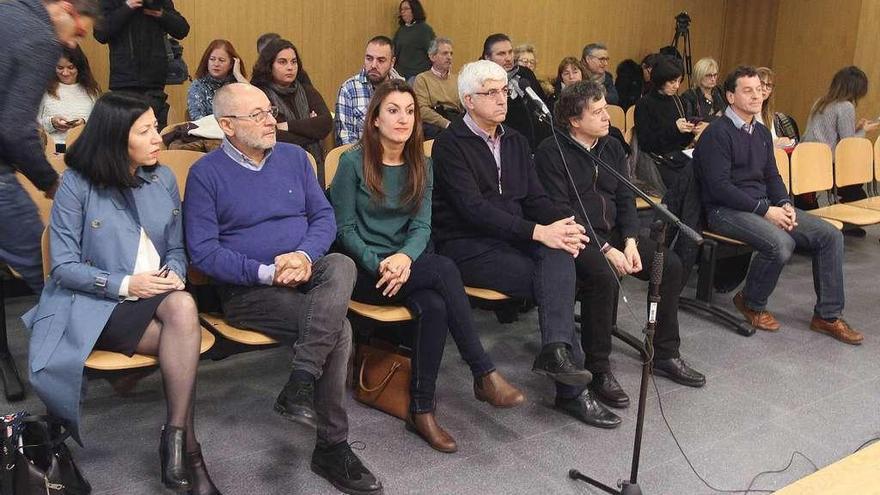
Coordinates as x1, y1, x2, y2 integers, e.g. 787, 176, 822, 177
212, 83, 270, 119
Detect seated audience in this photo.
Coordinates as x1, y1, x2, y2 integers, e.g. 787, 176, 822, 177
184, 83, 383, 495
256, 32, 280, 55
39, 46, 100, 152
614, 58, 643, 110
549, 57, 586, 112
802, 66, 878, 212
187, 39, 247, 120
412, 36, 462, 137
335, 36, 404, 145
514, 43, 555, 97
23, 92, 219, 493
393, 0, 435, 80
681, 57, 724, 122
482, 33, 549, 150
535, 81, 705, 414
328, 80, 524, 453
695, 66, 863, 345
582, 43, 619, 105
756, 67, 799, 148
432, 60, 605, 427
251, 38, 332, 166
640, 53, 660, 96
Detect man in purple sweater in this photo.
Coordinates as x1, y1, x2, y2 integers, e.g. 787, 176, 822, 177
183, 84, 382, 495
695, 66, 862, 345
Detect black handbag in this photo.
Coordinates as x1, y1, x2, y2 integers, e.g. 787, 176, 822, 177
1, 412, 91, 495
164, 37, 190, 85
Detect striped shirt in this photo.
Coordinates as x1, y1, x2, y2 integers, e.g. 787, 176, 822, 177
333, 67, 403, 145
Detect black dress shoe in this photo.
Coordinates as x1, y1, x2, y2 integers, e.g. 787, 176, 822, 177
311, 442, 384, 495
588, 371, 630, 408
653, 358, 706, 388
555, 390, 622, 429
159, 425, 191, 491
274, 374, 317, 428
187, 444, 221, 495
532, 343, 593, 386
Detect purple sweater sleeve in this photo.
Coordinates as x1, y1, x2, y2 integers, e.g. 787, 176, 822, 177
291, 152, 336, 261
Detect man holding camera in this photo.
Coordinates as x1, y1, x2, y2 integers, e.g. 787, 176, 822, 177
94, 0, 189, 129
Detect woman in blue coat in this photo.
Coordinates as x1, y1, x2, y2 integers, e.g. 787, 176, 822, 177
22, 93, 220, 495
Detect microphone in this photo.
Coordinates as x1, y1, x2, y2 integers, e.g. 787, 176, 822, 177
524, 86, 551, 119
508, 75, 524, 100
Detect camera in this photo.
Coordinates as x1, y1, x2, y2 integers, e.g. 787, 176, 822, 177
675, 11, 691, 34
142, 0, 165, 10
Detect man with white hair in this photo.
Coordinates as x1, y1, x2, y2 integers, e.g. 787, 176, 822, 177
184, 83, 383, 495
431, 61, 621, 428
412, 36, 461, 137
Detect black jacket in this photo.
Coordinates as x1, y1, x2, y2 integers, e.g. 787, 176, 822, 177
432, 117, 565, 244
505, 65, 551, 150
635, 90, 694, 155
534, 134, 638, 247
94, 0, 189, 90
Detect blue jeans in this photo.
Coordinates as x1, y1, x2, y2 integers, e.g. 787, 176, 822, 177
706, 206, 844, 320
0, 170, 45, 292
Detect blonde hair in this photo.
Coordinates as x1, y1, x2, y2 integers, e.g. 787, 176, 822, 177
691, 57, 718, 89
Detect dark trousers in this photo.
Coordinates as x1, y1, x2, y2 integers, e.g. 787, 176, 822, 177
118, 88, 170, 129
352, 253, 494, 413
217, 253, 355, 446
0, 171, 44, 292
438, 237, 584, 398
574, 235, 682, 373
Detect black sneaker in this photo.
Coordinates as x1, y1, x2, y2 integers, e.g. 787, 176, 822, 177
311, 442, 383, 495
273, 375, 317, 428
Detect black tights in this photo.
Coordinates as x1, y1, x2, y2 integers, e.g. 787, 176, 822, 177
135, 291, 202, 452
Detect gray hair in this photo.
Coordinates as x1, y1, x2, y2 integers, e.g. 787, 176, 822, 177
428, 37, 453, 56
514, 43, 535, 57
582, 42, 607, 60
458, 60, 507, 106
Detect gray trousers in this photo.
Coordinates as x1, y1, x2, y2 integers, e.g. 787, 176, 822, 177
218, 253, 356, 446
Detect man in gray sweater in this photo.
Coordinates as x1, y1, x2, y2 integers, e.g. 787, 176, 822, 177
0, 0, 99, 291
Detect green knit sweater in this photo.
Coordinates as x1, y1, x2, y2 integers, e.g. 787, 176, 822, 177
327, 146, 433, 274
393, 21, 435, 79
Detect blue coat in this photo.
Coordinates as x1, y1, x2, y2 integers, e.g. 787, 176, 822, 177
22, 165, 186, 443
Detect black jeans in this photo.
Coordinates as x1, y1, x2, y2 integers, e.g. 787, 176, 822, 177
352, 253, 495, 414
438, 237, 584, 399
574, 235, 682, 373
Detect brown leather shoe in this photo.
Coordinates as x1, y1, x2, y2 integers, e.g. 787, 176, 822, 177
474, 371, 525, 408
810, 316, 863, 345
405, 412, 457, 453
733, 292, 780, 331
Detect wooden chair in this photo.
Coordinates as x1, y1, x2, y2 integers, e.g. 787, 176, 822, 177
65, 125, 85, 148
607, 105, 625, 131
323, 143, 355, 189
160, 121, 189, 138
625, 105, 636, 131
624, 126, 634, 145
774, 147, 791, 193
44, 134, 57, 157
40, 229, 216, 372
790, 142, 880, 226
157, 149, 205, 198
423, 139, 434, 157
837, 137, 880, 211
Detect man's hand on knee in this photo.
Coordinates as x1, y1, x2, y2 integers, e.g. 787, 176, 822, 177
274, 252, 312, 286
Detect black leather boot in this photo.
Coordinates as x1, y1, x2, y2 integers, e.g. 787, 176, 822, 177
160, 425, 191, 492
187, 444, 221, 495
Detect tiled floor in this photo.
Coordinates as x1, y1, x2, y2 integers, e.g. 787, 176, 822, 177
3, 226, 879, 494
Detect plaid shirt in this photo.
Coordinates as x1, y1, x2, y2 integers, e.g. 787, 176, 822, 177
334, 68, 403, 145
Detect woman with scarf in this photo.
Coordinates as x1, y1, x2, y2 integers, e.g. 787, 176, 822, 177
187, 39, 247, 121
251, 38, 332, 174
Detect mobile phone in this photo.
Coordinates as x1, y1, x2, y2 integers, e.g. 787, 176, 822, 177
157, 265, 170, 278
687, 117, 702, 124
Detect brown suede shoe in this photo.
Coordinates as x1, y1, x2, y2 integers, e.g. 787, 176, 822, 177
733, 292, 780, 331
810, 316, 863, 345
474, 371, 525, 408
406, 412, 457, 453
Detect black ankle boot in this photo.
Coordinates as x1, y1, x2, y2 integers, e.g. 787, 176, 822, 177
187, 444, 221, 495
160, 425, 191, 492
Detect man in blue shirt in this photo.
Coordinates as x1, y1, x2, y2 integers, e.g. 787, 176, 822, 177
695, 66, 862, 345
184, 83, 383, 495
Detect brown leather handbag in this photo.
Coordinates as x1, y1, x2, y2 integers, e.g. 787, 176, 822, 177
354, 343, 411, 420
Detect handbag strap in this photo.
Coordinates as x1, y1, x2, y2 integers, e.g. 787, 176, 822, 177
358, 356, 402, 393
15, 415, 73, 448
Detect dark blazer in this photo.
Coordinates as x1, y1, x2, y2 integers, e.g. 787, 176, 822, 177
431, 116, 565, 245
23, 166, 186, 442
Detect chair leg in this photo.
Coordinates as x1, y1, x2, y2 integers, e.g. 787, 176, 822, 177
0, 278, 26, 401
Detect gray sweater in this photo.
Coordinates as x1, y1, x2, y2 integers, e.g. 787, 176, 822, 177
802, 100, 865, 153
0, 0, 61, 191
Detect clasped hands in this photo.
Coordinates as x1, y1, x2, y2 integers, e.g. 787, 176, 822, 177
128, 267, 185, 299
764, 203, 797, 232
273, 252, 312, 287
604, 239, 642, 277
376, 253, 412, 298
533, 216, 589, 257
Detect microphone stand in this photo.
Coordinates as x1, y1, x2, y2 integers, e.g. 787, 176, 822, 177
548, 126, 702, 495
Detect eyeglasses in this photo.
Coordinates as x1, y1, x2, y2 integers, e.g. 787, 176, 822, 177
760, 82, 775, 90
590, 56, 610, 64
705, 73, 719, 78
222, 106, 279, 123
473, 87, 511, 100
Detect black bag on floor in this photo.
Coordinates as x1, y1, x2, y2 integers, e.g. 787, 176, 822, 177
1, 412, 91, 495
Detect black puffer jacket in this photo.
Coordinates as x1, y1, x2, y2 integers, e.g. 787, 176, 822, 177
93, 0, 189, 90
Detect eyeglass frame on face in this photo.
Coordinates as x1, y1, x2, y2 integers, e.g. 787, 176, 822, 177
589, 55, 610, 64
472, 86, 511, 100
222, 106, 279, 123
760, 80, 775, 90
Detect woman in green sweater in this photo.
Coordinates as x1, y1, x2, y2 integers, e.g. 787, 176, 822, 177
328, 80, 524, 454
393, 0, 435, 80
